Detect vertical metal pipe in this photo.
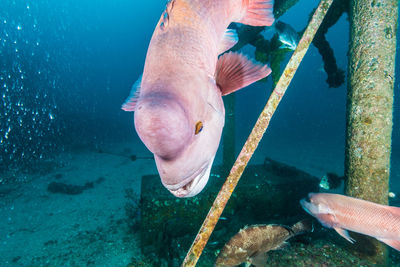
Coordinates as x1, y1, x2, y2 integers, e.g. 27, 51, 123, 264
345, 0, 398, 265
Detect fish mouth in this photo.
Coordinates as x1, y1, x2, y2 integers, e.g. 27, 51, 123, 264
300, 193, 321, 216
167, 162, 212, 198
300, 198, 312, 215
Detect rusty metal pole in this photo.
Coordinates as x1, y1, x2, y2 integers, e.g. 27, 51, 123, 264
345, 0, 398, 265
182, 0, 334, 265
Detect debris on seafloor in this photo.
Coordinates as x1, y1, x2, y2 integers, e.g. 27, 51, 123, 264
47, 177, 105, 195
97, 148, 152, 162
215, 219, 313, 267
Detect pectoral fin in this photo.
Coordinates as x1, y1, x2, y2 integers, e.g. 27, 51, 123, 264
377, 238, 400, 251
249, 252, 268, 267
122, 75, 142, 112
219, 29, 238, 54
334, 227, 355, 243
215, 52, 271, 96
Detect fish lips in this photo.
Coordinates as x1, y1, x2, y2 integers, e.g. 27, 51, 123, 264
159, 160, 212, 198
300, 193, 319, 216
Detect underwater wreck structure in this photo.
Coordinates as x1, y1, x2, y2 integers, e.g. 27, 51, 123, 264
135, 0, 399, 266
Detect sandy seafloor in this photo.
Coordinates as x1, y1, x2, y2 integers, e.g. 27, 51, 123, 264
1, 135, 400, 266
0, 139, 152, 266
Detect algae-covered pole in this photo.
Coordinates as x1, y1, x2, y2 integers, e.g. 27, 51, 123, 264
345, 0, 398, 264
182, 0, 334, 265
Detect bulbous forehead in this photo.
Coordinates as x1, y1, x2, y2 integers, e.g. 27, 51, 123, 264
134, 93, 192, 160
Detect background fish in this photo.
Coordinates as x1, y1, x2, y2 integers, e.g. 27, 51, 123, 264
318, 172, 344, 190
275, 20, 299, 50
215, 219, 313, 267
122, 0, 274, 197
300, 193, 400, 251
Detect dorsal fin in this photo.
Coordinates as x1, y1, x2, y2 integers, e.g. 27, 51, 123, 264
121, 75, 142, 112
215, 52, 271, 96
219, 29, 238, 54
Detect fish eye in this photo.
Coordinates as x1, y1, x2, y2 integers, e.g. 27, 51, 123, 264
195, 121, 203, 135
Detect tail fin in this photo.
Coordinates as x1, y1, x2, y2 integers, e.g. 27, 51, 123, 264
238, 0, 275, 27
291, 219, 314, 235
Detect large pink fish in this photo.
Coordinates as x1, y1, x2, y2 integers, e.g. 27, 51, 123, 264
300, 193, 400, 251
122, 0, 274, 197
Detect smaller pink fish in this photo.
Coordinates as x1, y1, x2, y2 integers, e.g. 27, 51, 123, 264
300, 193, 400, 251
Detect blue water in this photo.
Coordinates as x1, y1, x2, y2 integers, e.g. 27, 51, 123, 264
1, 0, 400, 266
